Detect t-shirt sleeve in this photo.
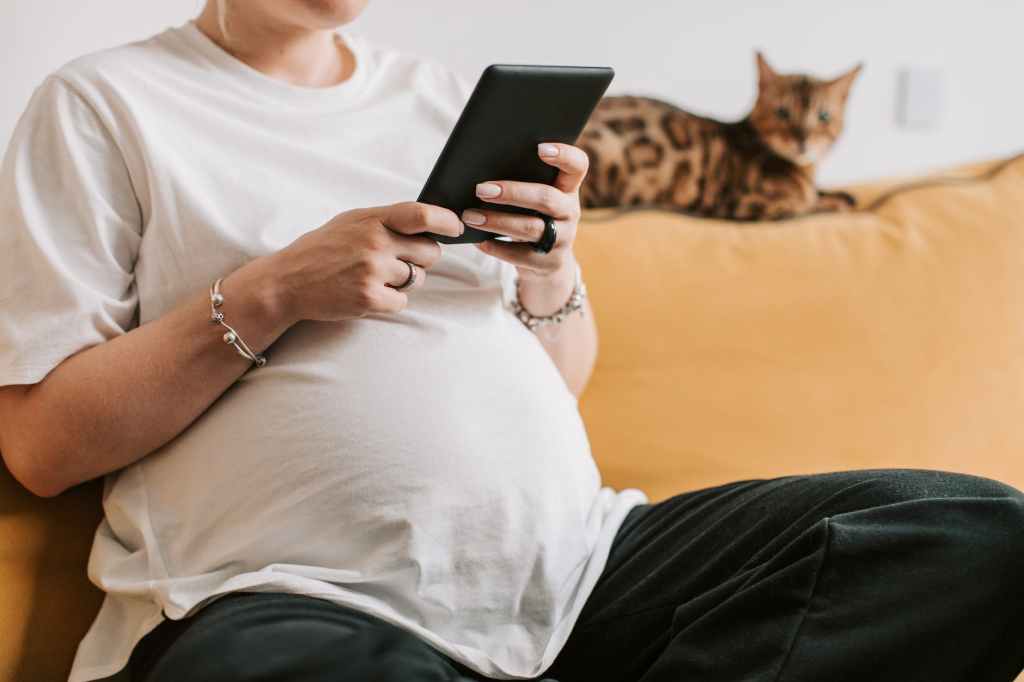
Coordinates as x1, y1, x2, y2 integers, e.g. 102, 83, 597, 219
0, 74, 142, 387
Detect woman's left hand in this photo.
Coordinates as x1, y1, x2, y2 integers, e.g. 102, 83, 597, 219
465, 142, 587, 297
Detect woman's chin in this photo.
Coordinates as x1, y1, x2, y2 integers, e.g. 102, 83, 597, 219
298, 0, 370, 26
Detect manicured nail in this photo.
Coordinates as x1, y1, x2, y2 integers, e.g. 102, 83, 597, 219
462, 209, 486, 225
538, 143, 559, 157
476, 182, 501, 198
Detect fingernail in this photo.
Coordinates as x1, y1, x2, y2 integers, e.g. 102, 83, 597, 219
538, 143, 559, 157
462, 209, 486, 226
476, 182, 501, 198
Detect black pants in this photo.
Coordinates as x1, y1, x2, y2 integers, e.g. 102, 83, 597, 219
128, 469, 1024, 682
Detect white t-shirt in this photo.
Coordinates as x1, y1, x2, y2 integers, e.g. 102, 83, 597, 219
0, 20, 647, 682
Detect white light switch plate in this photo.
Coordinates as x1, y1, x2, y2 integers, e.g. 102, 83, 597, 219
896, 67, 944, 129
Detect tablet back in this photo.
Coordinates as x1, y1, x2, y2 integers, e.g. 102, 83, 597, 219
418, 64, 614, 243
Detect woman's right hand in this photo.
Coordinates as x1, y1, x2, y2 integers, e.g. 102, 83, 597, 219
261, 201, 464, 323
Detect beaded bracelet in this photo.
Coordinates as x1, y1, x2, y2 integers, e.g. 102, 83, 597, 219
209, 277, 267, 368
510, 262, 587, 334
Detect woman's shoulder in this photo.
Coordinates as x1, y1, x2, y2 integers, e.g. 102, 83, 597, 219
48, 25, 195, 105
351, 31, 475, 103
54, 29, 167, 85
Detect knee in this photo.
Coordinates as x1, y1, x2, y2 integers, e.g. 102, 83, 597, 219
839, 468, 1024, 508
841, 470, 1024, 594
938, 490, 1024, 605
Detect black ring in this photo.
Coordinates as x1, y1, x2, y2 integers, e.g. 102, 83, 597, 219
392, 259, 417, 291
532, 216, 557, 254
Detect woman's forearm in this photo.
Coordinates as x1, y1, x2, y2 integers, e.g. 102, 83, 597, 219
0, 253, 294, 497
517, 256, 598, 399
537, 296, 598, 399
0, 200, 467, 497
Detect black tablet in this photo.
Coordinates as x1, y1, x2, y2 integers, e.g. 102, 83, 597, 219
418, 64, 614, 244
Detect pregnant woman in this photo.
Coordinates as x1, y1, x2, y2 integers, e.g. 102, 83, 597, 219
0, 1, 1022, 681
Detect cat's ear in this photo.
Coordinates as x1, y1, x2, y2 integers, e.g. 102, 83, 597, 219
755, 51, 777, 85
828, 62, 864, 102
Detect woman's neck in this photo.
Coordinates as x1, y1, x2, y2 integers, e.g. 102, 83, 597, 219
193, 6, 355, 89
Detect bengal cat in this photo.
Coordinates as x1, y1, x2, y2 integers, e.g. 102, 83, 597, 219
577, 52, 863, 221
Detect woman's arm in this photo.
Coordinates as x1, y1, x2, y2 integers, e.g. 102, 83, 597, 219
516, 256, 598, 399
0, 202, 463, 498
0, 254, 291, 498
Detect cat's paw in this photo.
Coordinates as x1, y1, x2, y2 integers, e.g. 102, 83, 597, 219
816, 190, 857, 212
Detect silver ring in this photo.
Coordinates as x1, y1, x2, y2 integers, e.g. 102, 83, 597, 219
393, 259, 417, 291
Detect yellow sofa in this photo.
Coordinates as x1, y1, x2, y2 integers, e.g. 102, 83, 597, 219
2, 154, 1023, 681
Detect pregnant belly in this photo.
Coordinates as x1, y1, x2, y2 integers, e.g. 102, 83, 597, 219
132, 306, 601, 607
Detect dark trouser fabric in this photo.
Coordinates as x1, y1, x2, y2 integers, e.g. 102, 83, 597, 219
128, 469, 1024, 682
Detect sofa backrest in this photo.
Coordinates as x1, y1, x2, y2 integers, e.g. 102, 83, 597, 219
576, 154, 1024, 502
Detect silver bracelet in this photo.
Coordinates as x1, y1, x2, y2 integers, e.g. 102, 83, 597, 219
209, 277, 267, 368
510, 262, 587, 334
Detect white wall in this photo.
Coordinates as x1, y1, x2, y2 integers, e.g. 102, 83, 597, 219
3, 0, 1022, 185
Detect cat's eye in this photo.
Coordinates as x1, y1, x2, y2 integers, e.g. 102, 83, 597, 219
775, 107, 791, 120
818, 110, 831, 124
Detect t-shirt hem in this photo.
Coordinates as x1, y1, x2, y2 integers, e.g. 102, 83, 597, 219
531, 487, 649, 674
0, 362, 64, 387
69, 488, 649, 682
68, 663, 125, 682
68, 611, 165, 682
